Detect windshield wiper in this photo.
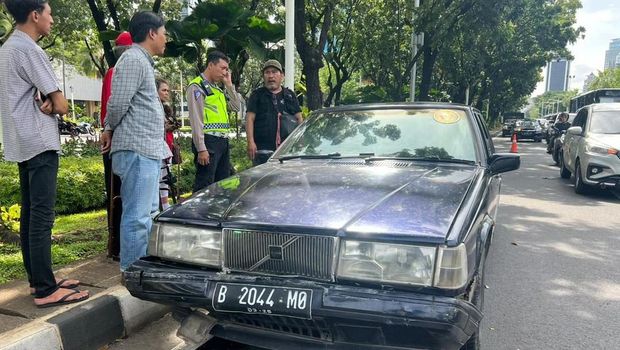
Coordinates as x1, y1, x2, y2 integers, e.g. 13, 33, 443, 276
278, 152, 342, 163
364, 156, 476, 165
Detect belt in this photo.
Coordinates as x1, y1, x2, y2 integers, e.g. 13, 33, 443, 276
205, 131, 229, 139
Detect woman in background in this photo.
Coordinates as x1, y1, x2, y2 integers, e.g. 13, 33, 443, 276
156, 78, 179, 209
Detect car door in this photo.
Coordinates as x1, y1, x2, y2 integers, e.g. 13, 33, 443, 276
575, 108, 592, 170
564, 108, 587, 171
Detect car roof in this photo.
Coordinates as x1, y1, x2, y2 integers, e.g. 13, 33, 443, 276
591, 103, 620, 111
315, 102, 476, 114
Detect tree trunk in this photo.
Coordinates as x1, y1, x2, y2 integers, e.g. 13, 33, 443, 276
294, 0, 334, 110
86, 0, 115, 69
303, 59, 323, 110
419, 35, 437, 101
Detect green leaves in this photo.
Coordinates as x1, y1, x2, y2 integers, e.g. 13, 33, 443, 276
0, 5, 13, 44
588, 68, 620, 90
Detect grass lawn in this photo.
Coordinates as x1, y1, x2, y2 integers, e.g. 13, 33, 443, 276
0, 209, 108, 284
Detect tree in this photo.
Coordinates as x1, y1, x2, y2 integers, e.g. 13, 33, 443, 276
322, 0, 367, 106
294, 0, 336, 110
0, 4, 12, 45
83, 0, 182, 76
164, 0, 283, 88
588, 68, 620, 90
528, 90, 578, 119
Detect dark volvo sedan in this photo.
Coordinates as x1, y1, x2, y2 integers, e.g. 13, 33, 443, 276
125, 103, 519, 350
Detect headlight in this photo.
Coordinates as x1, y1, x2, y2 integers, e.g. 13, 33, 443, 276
586, 142, 618, 155
147, 223, 221, 267
337, 240, 436, 286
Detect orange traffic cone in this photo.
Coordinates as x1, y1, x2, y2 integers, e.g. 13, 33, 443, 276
510, 133, 518, 153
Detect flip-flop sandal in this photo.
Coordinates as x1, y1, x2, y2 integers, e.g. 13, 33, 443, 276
56, 278, 80, 289
30, 279, 80, 296
35, 289, 89, 309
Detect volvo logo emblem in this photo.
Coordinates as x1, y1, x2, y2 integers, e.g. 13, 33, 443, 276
268, 245, 284, 260
248, 237, 299, 271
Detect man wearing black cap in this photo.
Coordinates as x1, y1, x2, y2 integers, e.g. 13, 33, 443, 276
246, 59, 303, 165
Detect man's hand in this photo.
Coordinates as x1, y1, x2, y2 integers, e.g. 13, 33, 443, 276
100, 130, 112, 154
197, 150, 210, 166
37, 98, 54, 115
222, 70, 233, 88
247, 140, 257, 160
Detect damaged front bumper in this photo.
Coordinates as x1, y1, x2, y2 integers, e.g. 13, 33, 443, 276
125, 258, 482, 350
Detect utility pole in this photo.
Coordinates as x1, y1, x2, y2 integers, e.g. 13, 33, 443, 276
409, 0, 420, 102
179, 68, 185, 127
285, 0, 295, 90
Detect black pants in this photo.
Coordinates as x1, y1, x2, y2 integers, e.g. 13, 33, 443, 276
103, 152, 122, 259
18, 151, 59, 298
253, 151, 273, 166
192, 134, 230, 192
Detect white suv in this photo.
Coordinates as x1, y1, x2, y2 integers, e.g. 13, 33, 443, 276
560, 103, 620, 194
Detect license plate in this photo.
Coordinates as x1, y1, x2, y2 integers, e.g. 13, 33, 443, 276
212, 283, 313, 319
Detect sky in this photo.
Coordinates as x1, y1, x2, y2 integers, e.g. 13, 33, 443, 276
533, 0, 620, 96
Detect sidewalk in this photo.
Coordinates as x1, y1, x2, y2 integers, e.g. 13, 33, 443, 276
0, 255, 170, 350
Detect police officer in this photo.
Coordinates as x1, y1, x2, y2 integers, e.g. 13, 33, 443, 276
186, 51, 241, 192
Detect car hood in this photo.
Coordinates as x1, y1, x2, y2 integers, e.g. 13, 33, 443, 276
590, 133, 620, 149
161, 160, 480, 240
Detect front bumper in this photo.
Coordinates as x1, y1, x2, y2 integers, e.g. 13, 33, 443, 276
580, 152, 620, 187
515, 130, 542, 140
125, 258, 482, 350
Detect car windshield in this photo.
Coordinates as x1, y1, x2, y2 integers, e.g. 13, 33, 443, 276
274, 108, 478, 162
590, 111, 620, 134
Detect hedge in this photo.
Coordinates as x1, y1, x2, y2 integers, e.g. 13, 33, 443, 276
0, 136, 252, 215
0, 156, 106, 215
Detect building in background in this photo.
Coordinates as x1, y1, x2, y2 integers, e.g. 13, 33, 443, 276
53, 61, 102, 124
180, 0, 198, 18
582, 73, 596, 92
604, 38, 620, 70
545, 58, 571, 92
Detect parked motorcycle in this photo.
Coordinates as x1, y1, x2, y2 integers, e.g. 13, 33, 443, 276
57, 116, 80, 137
77, 122, 96, 136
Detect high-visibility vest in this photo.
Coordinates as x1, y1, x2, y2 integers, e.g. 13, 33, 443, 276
189, 75, 230, 133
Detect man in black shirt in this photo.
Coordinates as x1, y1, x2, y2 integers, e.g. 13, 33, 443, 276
246, 59, 303, 165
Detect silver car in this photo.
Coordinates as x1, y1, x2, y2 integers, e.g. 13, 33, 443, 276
560, 103, 620, 194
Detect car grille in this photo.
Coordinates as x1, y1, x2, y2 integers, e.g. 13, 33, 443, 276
218, 313, 333, 341
222, 229, 337, 281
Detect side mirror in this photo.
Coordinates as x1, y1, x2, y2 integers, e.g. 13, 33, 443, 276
567, 126, 583, 136
489, 153, 520, 175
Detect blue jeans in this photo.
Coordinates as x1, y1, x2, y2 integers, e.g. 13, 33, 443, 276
112, 151, 161, 271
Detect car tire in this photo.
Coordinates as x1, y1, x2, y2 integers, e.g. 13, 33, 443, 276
552, 148, 559, 165
560, 154, 571, 179
574, 161, 590, 194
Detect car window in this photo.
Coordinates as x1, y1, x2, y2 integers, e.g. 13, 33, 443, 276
573, 109, 587, 128
474, 111, 494, 156
589, 111, 620, 134
276, 108, 478, 162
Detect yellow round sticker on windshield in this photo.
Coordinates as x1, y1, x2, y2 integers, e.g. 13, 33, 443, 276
433, 110, 461, 124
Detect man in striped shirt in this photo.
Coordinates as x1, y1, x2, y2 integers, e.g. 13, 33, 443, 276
100, 11, 169, 272
0, 0, 88, 307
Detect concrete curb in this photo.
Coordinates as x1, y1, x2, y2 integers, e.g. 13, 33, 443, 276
0, 286, 170, 350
